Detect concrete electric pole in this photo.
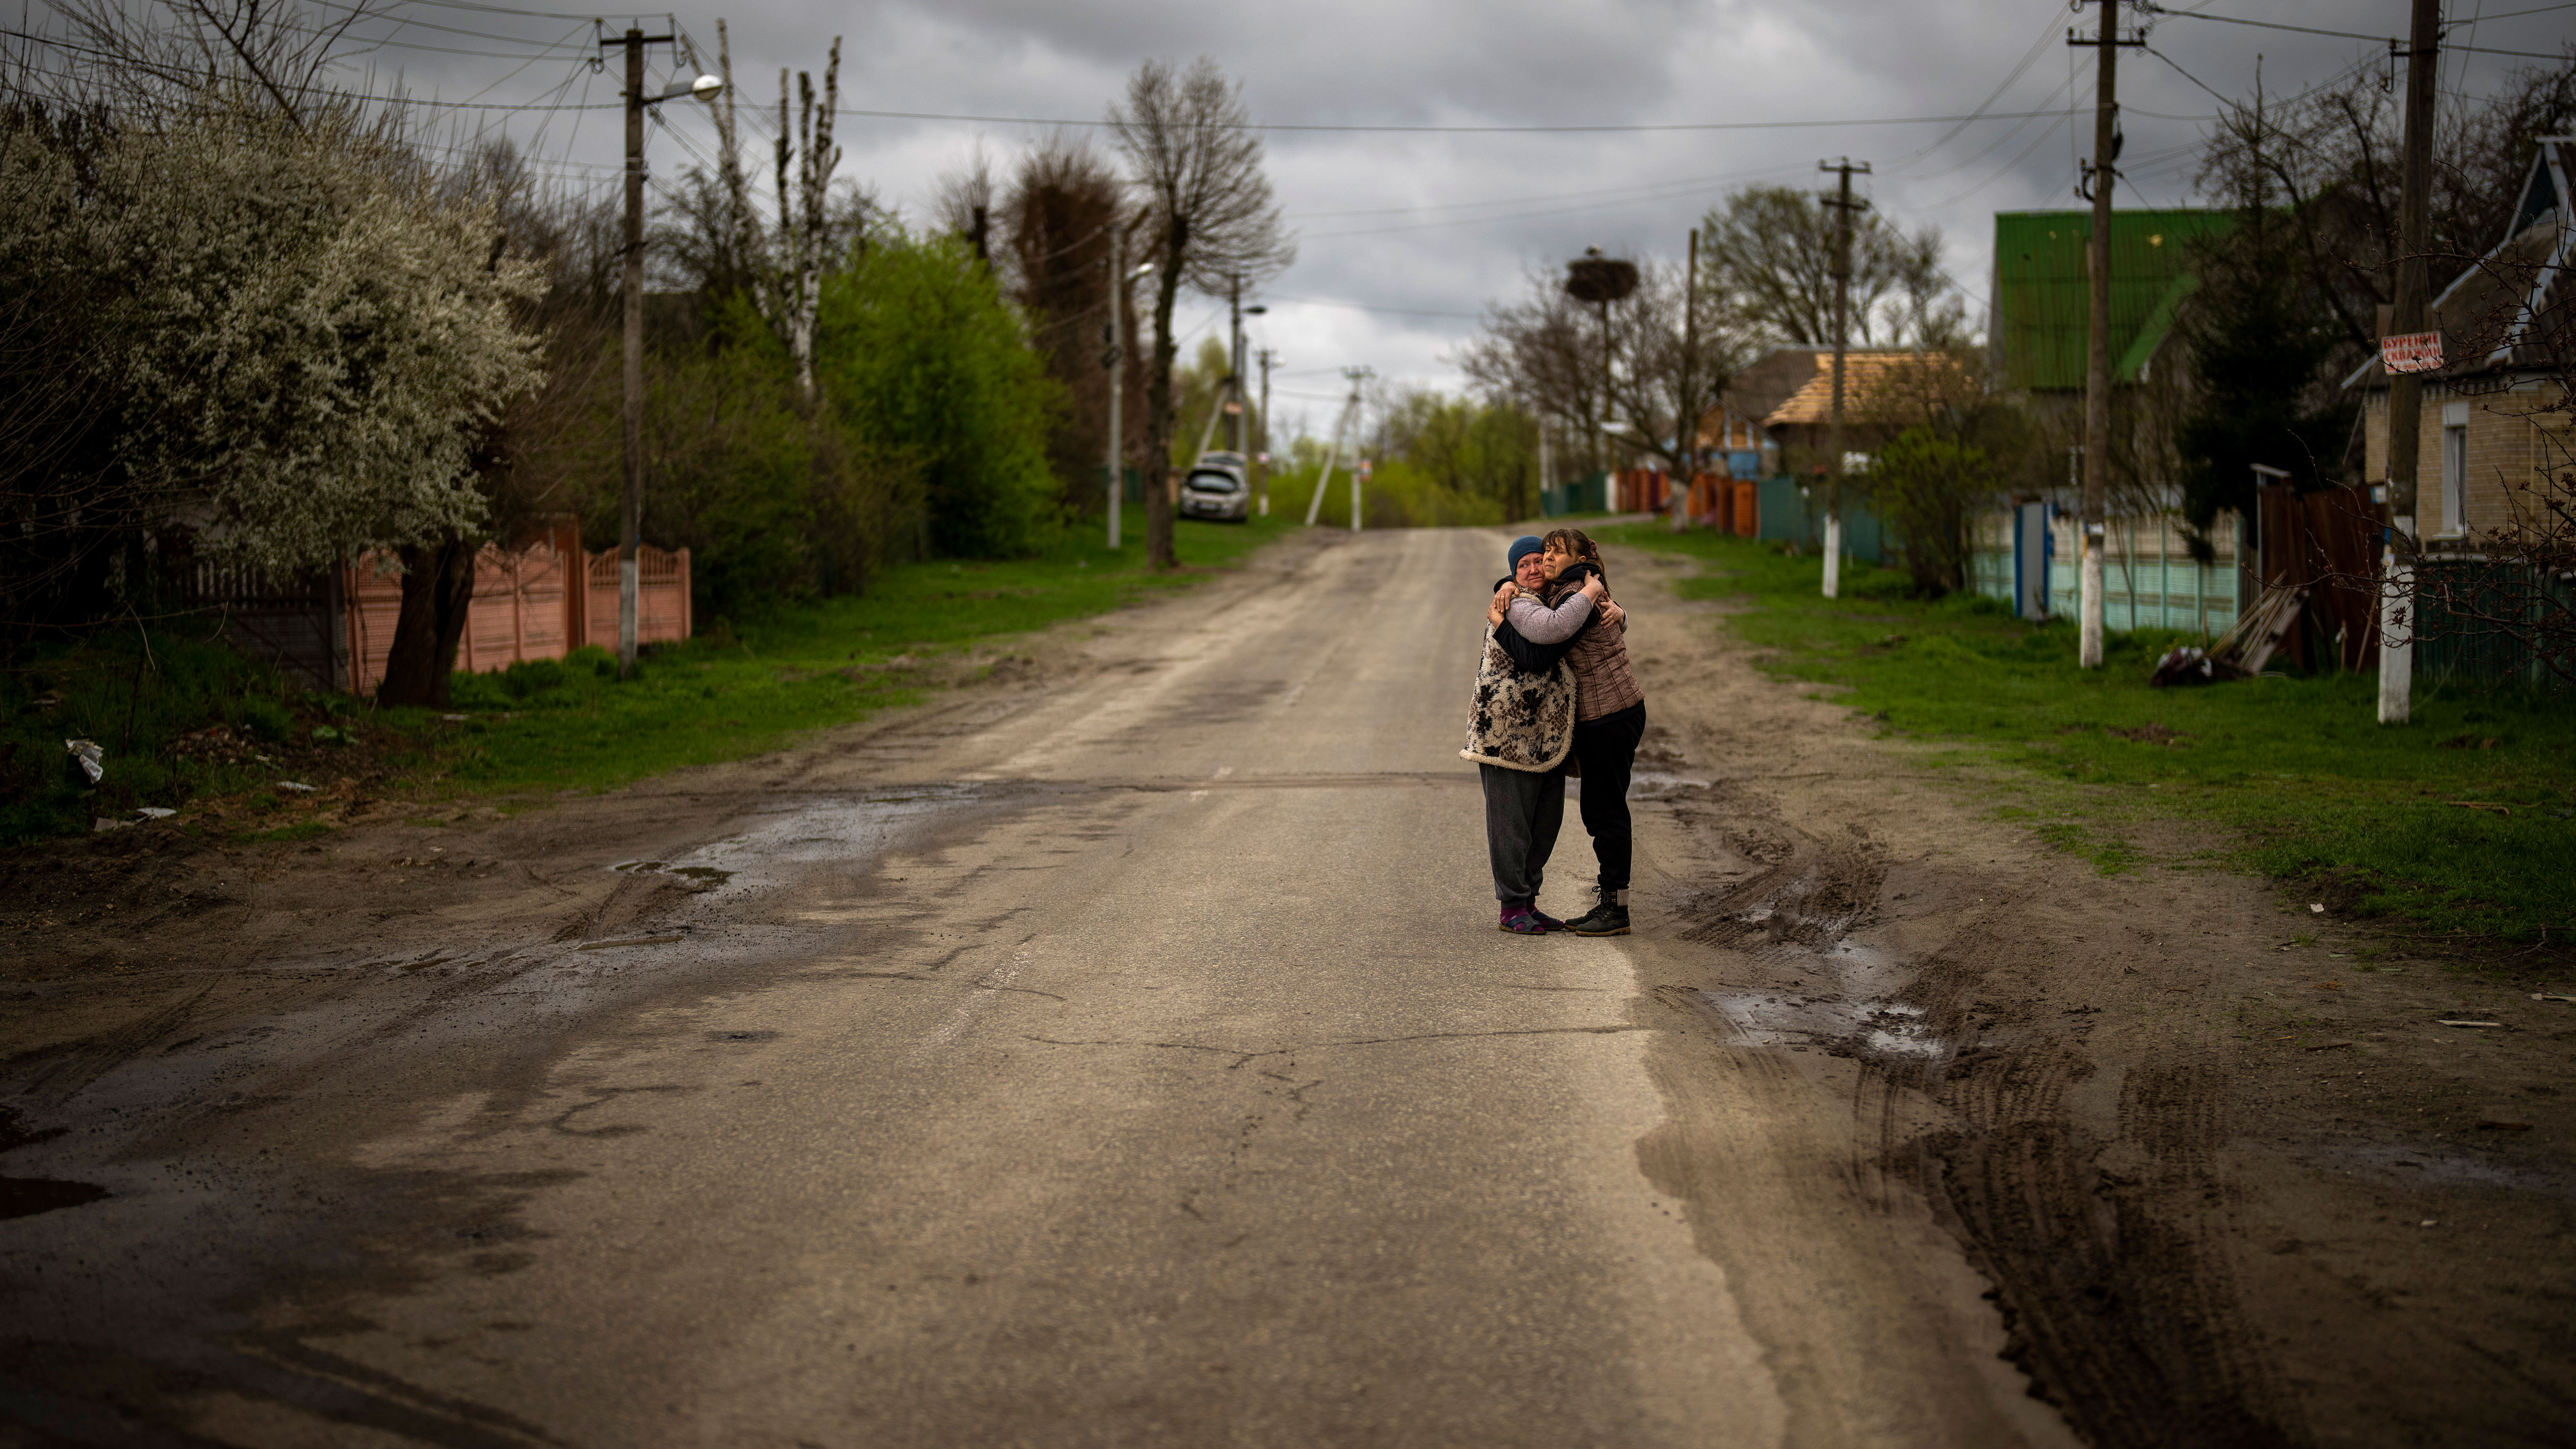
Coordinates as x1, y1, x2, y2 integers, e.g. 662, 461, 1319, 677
1819, 158, 1870, 599
1228, 276, 1244, 456
2071, 0, 2139, 668
605, 28, 719, 680
1105, 229, 1124, 551
1256, 345, 1275, 517
1346, 367, 1371, 532
1303, 369, 1370, 529
1675, 226, 1698, 534
2379, 0, 2442, 724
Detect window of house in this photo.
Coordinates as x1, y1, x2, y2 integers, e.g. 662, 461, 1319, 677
2442, 425, 2468, 532
2441, 401, 2469, 535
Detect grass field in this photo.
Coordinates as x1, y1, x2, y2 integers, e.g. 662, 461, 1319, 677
2, 512, 1286, 845
1598, 521, 2576, 942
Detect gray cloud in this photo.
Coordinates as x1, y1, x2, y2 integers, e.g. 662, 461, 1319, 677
137, 0, 2572, 417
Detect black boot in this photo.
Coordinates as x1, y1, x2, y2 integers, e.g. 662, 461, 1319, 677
1565, 888, 1630, 937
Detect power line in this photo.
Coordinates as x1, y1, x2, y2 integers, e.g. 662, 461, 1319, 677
287, 0, 603, 47
1894, 0, 2075, 166
1265, 295, 1485, 319
2141, 4, 2573, 58
832, 104, 2199, 136
1290, 159, 1813, 221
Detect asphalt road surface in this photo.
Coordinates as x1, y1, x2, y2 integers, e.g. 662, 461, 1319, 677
6, 529, 2082, 1446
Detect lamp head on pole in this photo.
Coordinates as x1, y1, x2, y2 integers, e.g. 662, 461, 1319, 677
651, 74, 724, 104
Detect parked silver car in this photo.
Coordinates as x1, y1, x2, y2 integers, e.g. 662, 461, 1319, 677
1179, 452, 1250, 523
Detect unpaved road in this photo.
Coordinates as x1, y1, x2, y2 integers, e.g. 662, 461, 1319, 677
3, 527, 2569, 1447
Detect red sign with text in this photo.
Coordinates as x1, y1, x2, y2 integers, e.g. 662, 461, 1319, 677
2381, 330, 2445, 374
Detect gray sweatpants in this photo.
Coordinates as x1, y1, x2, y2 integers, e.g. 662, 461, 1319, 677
1479, 763, 1565, 908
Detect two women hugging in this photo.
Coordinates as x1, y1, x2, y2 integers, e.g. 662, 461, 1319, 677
1461, 527, 1647, 936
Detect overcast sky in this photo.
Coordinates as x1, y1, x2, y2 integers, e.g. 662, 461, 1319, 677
38, 0, 2570, 438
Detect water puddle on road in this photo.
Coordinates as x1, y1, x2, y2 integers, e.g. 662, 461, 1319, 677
608, 783, 1004, 897
1690, 919, 1954, 1064
1695, 990, 1944, 1059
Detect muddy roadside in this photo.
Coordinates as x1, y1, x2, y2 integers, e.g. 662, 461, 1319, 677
1612, 543, 2574, 1448
0, 532, 1343, 1048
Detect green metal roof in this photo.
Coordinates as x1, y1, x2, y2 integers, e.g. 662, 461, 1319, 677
1993, 209, 2233, 391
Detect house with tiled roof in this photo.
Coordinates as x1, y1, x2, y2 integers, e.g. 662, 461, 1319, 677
2349, 136, 2570, 544
2345, 135, 2572, 685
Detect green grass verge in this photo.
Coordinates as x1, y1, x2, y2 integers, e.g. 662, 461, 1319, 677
1598, 522, 2576, 942
2, 512, 1285, 844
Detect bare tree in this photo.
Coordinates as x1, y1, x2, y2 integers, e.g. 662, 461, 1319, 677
1458, 272, 1600, 471
934, 143, 996, 265
2192, 53, 2576, 367
1699, 183, 1952, 348
1460, 258, 1748, 480
1107, 57, 1294, 569
43, 0, 379, 125
1604, 258, 1753, 476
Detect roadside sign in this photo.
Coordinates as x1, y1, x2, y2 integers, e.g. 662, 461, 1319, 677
2381, 331, 2444, 374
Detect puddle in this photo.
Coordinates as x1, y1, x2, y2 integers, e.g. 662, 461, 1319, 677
1630, 768, 1713, 800
608, 783, 1003, 896
612, 862, 735, 885
1697, 990, 1948, 1060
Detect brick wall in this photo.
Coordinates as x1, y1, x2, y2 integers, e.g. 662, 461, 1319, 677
2363, 379, 2567, 540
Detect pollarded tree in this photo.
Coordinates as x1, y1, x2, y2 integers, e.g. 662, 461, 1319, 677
1108, 57, 1294, 570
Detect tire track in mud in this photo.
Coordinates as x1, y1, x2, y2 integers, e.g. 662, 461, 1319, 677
1647, 769, 2307, 1449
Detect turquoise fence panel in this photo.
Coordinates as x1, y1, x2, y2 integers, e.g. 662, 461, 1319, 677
2415, 560, 2573, 689
1755, 475, 1881, 563
1541, 473, 1609, 517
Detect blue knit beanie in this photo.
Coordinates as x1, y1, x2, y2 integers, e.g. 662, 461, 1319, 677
1506, 535, 1544, 570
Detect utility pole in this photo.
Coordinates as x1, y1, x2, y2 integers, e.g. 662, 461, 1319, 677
618, 28, 649, 679
1228, 275, 1244, 455
2071, 1, 2139, 667
605, 24, 703, 680
1346, 367, 1372, 532
1304, 370, 1368, 528
1675, 226, 1699, 533
1256, 346, 1275, 517
1819, 158, 1870, 599
2379, 0, 2441, 724
1104, 227, 1125, 551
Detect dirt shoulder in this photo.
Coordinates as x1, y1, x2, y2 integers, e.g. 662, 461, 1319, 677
1615, 542, 2574, 1448
0, 531, 1342, 1012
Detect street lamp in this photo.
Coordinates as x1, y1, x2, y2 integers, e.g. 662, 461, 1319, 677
611, 52, 724, 679
1104, 256, 1158, 549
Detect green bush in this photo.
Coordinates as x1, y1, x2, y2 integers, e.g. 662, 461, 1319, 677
501, 657, 567, 699
820, 233, 1059, 559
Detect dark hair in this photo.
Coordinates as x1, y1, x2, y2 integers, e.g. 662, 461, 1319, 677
1541, 527, 1604, 579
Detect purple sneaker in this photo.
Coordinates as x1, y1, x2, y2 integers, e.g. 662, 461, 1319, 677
1530, 907, 1568, 931
1499, 906, 1549, 934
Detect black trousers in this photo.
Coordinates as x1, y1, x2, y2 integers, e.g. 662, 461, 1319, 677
1571, 701, 1645, 895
